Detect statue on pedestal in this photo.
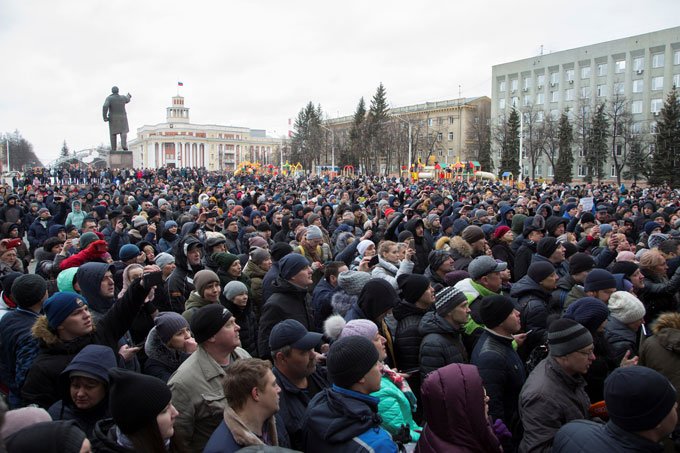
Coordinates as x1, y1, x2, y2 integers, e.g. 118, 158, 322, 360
103, 86, 132, 151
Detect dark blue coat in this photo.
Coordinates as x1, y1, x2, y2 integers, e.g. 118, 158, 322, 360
554, 420, 664, 452
0, 308, 40, 405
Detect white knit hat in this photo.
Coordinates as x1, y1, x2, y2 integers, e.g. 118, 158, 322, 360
608, 291, 646, 324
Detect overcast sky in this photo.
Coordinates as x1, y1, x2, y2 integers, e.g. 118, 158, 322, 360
2, 0, 679, 165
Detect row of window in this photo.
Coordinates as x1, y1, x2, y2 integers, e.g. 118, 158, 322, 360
499, 51, 680, 93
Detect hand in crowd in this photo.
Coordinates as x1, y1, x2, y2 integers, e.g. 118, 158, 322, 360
118, 344, 140, 362
512, 332, 528, 348
620, 350, 639, 368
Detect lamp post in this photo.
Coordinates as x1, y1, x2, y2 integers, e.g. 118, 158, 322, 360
392, 115, 412, 178
319, 124, 335, 173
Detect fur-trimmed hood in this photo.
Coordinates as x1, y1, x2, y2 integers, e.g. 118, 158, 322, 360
32, 315, 94, 352
653, 312, 680, 334
331, 291, 357, 318
144, 326, 187, 368
449, 235, 473, 259
435, 236, 452, 251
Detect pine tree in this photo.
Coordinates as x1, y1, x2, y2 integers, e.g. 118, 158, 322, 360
649, 89, 680, 187
623, 139, 651, 183
290, 102, 324, 171
347, 97, 367, 167
554, 113, 574, 184
585, 103, 609, 183
499, 108, 520, 177
60, 140, 70, 158
367, 83, 390, 174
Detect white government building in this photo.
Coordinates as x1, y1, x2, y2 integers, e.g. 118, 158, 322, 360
128, 95, 281, 171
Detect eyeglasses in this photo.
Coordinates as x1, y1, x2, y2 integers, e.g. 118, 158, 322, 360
574, 348, 595, 357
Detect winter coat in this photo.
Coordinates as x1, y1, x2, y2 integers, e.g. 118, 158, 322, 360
221, 295, 258, 358
181, 291, 214, 323
491, 239, 515, 276
449, 236, 480, 272
142, 326, 190, 383
518, 356, 590, 453
167, 236, 204, 311
311, 277, 336, 331
393, 301, 429, 376
168, 344, 251, 453
65, 201, 86, 229
514, 239, 537, 282
21, 279, 150, 409
372, 257, 414, 290
204, 406, 287, 453
511, 275, 554, 360
273, 365, 329, 451
47, 344, 116, 438
552, 274, 578, 312
258, 277, 315, 360
158, 229, 180, 253
242, 259, 267, 319
554, 420, 663, 453
639, 312, 680, 404
91, 419, 135, 452
0, 308, 40, 404
331, 290, 357, 318
416, 363, 502, 453
27, 217, 52, 249
372, 374, 421, 442
471, 329, 526, 428
77, 262, 117, 319
405, 219, 431, 274
261, 262, 280, 306
604, 316, 638, 365
638, 266, 680, 323
303, 385, 398, 453
531, 253, 570, 280
418, 311, 467, 381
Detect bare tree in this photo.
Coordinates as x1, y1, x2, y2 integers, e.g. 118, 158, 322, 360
540, 111, 560, 178
521, 103, 547, 179
607, 94, 631, 185
467, 104, 493, 171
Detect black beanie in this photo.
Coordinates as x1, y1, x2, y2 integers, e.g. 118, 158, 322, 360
605, 366, 677, 432
479, 295, 516, 329
536, 237, 559, 258
327, 335, 379, 388
397, 274, 431, 304
108, 368, 172, 435
5, 420, 86, 453
12, 274, 47, 309
190, 304, 233, 343
527, 261, 556, 283
569, 252, 595, 275
270, 242, 293, 262
611, 261, 639, 279
580, 212, 595, 224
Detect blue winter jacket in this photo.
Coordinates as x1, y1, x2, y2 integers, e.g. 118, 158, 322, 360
554, 420, 664, 452
0, 308, 40, 406
303, 384, 398, 453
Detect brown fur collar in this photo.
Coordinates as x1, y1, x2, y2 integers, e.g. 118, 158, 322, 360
450, 236, 473, 258
652, 312, 680, 334
223, 406, 278, 447
32, 314, 96, 347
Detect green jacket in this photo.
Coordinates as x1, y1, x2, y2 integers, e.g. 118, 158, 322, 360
371, 375, 421, 442
455, 278, 498, 336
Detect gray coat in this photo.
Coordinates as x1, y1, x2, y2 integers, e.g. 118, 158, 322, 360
518, 356, 590, 453
604, 316, 638, 364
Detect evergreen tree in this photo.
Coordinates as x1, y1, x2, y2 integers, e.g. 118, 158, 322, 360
1, 130, 43, 171
649, 89, 680, 187
623, 139, 652, 183
585, 103, 609, 182
499, 108, 520, 177
555, 113, 574, 184
60, 140, 70, 158
367, 83, 390, 174
290, 102, 324, 171
347, 97, 367, 167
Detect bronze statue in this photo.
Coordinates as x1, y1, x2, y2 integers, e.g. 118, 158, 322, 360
102, 86, 132, 151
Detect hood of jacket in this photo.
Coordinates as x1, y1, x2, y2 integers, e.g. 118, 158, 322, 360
331, 291, 358, 318
536, 203, 554, 218
449, 235, 473, 259
144, 326, 186, 369
419, 310, 459, 336
243, 260, 267, 279
652, 312, 680, 351
77, 262, 116, 314
510, 274, 550, 300
305, 387, 381, 444
175, 235, 203, 272
184, 291, 213, 311
393, 299, 428, 322
420, 363, 501, 451
358, 279, 398, 323
57, 344, 116, 406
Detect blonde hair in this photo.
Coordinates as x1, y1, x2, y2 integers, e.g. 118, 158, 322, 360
378, 240, 398, 257
639, 250, 665, 274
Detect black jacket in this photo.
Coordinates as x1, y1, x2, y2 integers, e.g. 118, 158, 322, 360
393, 301, 428, 374
511, 275, 554, 360
418, 311, 467, 381
167, 236, 204, 311
258, 277, 315, 359
221, 295, 258, 358
514, 239, 537, 282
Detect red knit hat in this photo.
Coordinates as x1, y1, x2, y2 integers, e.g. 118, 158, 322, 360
493, 225, 511, 240
384, 208, 395, 218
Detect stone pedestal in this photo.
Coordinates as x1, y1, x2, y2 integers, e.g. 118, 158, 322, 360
108, 150, 133, 169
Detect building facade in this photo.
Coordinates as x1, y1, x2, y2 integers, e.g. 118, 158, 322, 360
491, 26, 680, 180
325, 96, 491, 172
129, 95, 281, 171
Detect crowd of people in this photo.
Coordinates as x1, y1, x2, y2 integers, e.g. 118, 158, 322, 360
0, 166, 679, 452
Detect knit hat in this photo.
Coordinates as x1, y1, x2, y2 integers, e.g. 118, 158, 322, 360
279, 253, 310, 280
644, 220, 662, 236
12, 274, 48, 309
605, 366, 677, 431
223, 280, 248, 301
397, 274, 431, 304
270, 242, 293, 262
119, 244, 141, 262
580, 212, 595, 224
536, 237, 560, 258
56, 267, 79, 293
493, 225, 511, 240
337, 270, 372, 296
444, 270, 470, 286
569, 253, 595, 275
326, 335, 379, 388
79, 232, 99, 249
154, 312, 189, 344
190, 304, 233, 343
4, 420, 86, 453
357, 240, 374, 256
397, 230, 414, 243
0, 407, 52, 440
154, 252, 175, 271
434, 286, 467, 316
615, 251, 637, 263
108, 368, 172, 435
245, 235, 266, 250
428, 249, 452, 272
0, 272, 22, 295
468, 255, 507, 280
43, 292, 89, 331
249, 247, 270, 265
479, 295, 516, 329
461, 225, 485, 244
192, 269, 220, 297
527, 261, 556, 284
608, 291, 646, 324
270, 319, 323, 351
339, 319, 379, 341
548, 318, 593, 357
583, 269, 616, 292
132, 216, 148, 229
212, 252, 239, 271
306, 225, 323, 240
648, 232, 669, 250
564, 297, 609, 332
164, 220, 178, 229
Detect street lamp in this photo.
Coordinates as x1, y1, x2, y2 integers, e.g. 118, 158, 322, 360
319, 124, 335, 173
392, 115, 412, 178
